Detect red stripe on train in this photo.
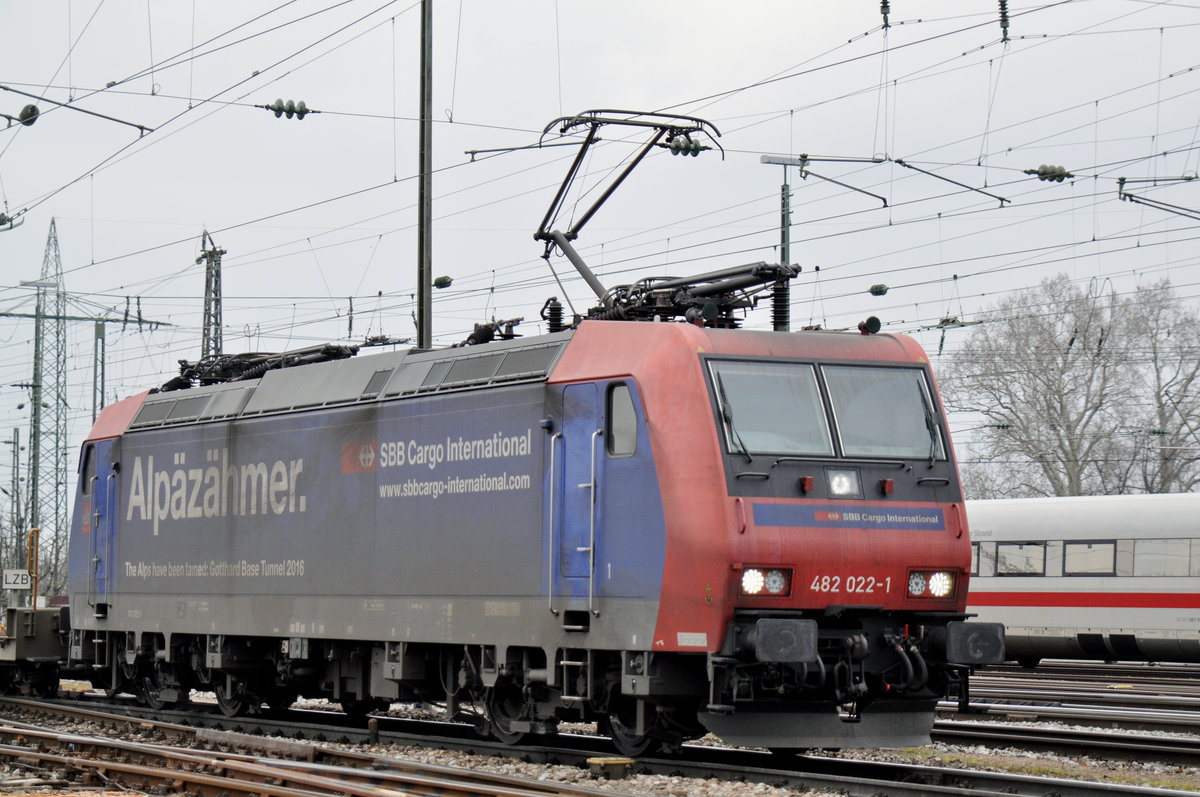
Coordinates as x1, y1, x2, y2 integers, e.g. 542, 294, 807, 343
969, 591, 1200, 609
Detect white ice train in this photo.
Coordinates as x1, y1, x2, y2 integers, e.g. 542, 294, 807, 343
966, 493, 1200, 666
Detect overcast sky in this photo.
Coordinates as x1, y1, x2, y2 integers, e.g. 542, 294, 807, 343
2, 1, 1199, 505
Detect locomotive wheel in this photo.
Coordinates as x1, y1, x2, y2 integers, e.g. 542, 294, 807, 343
602, 700, 661, 757
486, 681, 528, 745
215, 678, 248, 717
9, 666, 58, 699
266, 688, 298, 710
191, 649, 214, 687
88, 667, 115, 696
108, 635, 136, 698
139, 666, 169, 709
140, 676, 168, 710
339, 696, 388, 718
139, 663, 188, 710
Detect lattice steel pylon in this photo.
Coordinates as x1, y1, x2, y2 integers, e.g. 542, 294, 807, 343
198, 230, 225, 360
27, 218, 68, 581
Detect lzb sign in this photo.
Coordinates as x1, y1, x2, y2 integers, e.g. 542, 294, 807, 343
2, 569, 31, 590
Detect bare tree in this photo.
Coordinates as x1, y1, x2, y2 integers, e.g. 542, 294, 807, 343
940, 275, 1200, 497
1123, 281, 1200, 493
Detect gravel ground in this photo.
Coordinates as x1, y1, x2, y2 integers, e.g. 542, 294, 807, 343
362, 700, 1200, 795
355, 732, 1200, 796
3, 693, 1200, 796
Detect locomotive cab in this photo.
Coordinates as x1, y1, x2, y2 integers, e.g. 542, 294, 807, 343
542, 320, 1003, 750
697, 340, 1004, 746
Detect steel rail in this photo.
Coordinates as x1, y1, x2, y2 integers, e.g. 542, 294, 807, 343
4, 695, 1197, 797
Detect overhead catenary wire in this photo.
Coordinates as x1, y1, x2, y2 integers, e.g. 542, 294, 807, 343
14, 31, 1185, 312
5, 0, 416, 221
2, 1, 1200, 441
4, 1, 1185, 288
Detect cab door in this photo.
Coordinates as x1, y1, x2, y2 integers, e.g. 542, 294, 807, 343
85, 438, 118, 615
548, 382, 603, 621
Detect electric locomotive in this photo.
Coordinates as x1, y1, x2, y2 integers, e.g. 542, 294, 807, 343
6, 111, 1004, 752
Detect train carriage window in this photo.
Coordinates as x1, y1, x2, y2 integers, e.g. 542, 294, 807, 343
823, 365, 946, 460
1046, 540, 1064, 577
977, 542, 997, 577
707, 361, 833, 456
996, 542, 1046, 576
608, 383, 637, 457
1134, 538, 1190, 577
970, 543, 979, 576
1117, 539, 1135, 576
1063, 541, 1116, 576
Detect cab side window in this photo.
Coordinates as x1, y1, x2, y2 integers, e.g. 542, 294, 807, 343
80, 444, 96, 497
607, 383, 637, 457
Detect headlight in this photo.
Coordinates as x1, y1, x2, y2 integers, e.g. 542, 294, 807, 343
907, 570, 956, 599
764, 569, 787, 593
741, 567, 792, 596
826, 467, 862, 498
742, 568, 766, 595
928, 571, 953, 597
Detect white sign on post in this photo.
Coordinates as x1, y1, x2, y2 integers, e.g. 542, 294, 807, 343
3, 569, 32, 590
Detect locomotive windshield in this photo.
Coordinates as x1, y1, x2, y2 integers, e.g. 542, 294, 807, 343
708, 360, 945, 460
711, 361, 834, 456
824, 365, 945, 460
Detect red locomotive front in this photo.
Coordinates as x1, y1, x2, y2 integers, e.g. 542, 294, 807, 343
552, 321, 1003, 749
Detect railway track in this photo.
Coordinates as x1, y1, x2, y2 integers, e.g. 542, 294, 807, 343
3, 694, 1199, 796
945, 661, 1200, 731
974, 661, 1200, 692
0, 706, 622, 797
986, 661, 1200, 681
933, 718, 1200, 766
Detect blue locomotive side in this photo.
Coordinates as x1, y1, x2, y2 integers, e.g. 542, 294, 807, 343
52, 337, 678, 728
69, 376, 668, 628
85, 390, 544, 598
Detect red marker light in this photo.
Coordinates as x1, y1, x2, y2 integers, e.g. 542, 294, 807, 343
880, 478, 894, 495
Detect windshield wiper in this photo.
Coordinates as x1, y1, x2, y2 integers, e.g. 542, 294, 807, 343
715, 372, 753, 463
918, 382, 940, 468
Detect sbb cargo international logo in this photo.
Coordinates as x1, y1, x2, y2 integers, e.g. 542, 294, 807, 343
819, 511, 841, 522
342, 440, 377, 473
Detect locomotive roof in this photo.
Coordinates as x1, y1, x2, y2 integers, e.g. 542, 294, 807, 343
89, 332, 573, 440
549, 320, 930, 384
86, 320, 933, 442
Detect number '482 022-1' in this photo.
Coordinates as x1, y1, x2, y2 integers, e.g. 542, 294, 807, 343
810, 575, 891, 594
